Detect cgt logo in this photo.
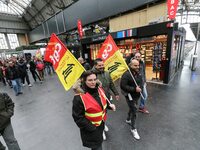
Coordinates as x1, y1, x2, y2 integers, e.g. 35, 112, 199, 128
102, 44, 113, 60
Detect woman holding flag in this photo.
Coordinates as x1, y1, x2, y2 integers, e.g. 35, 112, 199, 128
72, 70, 116, 150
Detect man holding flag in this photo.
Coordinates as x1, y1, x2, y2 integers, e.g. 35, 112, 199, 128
120, 59, 143, 140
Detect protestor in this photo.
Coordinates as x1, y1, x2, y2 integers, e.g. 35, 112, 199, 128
35, 58, 44, 81
120, 59, 143, 140
0, 92, 21, 150
72, 70, 116, 150
134, 52, 149, 114
29, 57, 42, 82
18, 58, 32, 87
92, 58, 119, 140
78, 57, 91, 70
6, 61, 22, 96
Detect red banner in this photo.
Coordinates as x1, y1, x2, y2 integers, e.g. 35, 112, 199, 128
77, 19, 83, 39
167, 0, 179, 20
97, 35, 118, 62
44, 33, 67, 70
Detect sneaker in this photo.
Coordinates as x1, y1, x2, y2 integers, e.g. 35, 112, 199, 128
103, 131, 106, 140
131, 129, 140, 140
139, 107, 149, 114
28, 84, 32, 87
104, 125, 109, 132
125, 119, 131, 124
18, 92, 23, 95
22, 84, 25, 86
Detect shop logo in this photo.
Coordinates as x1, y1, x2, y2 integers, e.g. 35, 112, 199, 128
167, 0, 179, 20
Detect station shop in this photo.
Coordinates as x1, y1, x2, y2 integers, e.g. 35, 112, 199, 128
81, 21, 186, 84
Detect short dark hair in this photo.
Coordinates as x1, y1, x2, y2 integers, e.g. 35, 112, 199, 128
94, 58, 103, 66
82, 70, 97, 83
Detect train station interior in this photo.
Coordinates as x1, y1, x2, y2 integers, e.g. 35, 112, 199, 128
0, 0, 200, 150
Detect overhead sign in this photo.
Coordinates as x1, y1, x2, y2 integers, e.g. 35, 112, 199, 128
77, 19, 84, 39
167, 0, 179, 20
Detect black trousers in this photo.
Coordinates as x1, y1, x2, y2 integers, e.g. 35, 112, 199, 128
125, 96, 140, 130
30, 70, 41, 82
21, 74, 30, 85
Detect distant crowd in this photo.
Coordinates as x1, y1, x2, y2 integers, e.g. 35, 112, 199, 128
0, 56, 55, 96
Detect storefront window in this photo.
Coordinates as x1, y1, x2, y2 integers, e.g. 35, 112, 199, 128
90, 43, 102, 60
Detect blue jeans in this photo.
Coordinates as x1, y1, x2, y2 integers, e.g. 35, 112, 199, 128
11, 78, 22, 95
139, 84, 148, 108
0, 122, 20, 150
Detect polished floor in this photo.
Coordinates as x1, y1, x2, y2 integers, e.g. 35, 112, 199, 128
1, 45, 200, 150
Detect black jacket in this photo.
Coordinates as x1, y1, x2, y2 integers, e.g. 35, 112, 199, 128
72, 86, 107, 148
0, 93, 14, 131
18, 62, 28, 77
120, 69, 143, 99
6, 65, 21, 80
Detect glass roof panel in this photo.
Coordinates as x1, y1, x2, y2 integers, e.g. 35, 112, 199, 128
0, 0, 32, 16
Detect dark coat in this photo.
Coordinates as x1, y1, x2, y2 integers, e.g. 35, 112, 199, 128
0, 93, 14, 131
120, 69, 143, 99
6, 65, 21, 80
18, 62, 28, 77
72, 87, 105, 148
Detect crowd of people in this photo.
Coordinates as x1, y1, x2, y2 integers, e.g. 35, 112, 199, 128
0, 56, 55, 96
0, 52, 149, 150
72, 52, 149, 150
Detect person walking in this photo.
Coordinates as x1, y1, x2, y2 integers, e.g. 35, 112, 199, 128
120, 59, 143, 140
29, 57, 42, 82
0, 92, 21, 150
6, 61, 22, 96
134, 52, 149, 114
72, 71, 116, 150
92, 58, 119, 140
18, 58, 32, 87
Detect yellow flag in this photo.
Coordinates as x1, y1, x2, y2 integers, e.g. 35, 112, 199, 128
56, 50, 85, 91
44, 33, 85, 91
104, 50, 128, 81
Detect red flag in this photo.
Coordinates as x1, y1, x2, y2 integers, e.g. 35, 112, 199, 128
167, 0, 179, 20
44, 33, 67, 70
97, 35, 118, 62
77, 19, 83, 39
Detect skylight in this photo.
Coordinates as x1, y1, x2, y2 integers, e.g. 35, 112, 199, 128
0, 0, 32, 16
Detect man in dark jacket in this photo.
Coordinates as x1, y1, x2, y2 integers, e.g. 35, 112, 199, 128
0, 93, 20, 150
29, 57, 41, 82
18, 58, 32, 87
6, 61, 22, 96
120, 59, 143, 140
134, 52, 149, 114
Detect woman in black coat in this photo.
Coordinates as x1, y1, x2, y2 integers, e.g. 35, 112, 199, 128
72, 71, 116, 150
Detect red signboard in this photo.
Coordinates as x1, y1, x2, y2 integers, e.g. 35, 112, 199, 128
167, 0, 179, 20
77, 19, 83, 39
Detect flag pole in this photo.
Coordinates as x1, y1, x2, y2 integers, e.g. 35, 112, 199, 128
98, 87, 112, 105
127, 68, 144, 99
